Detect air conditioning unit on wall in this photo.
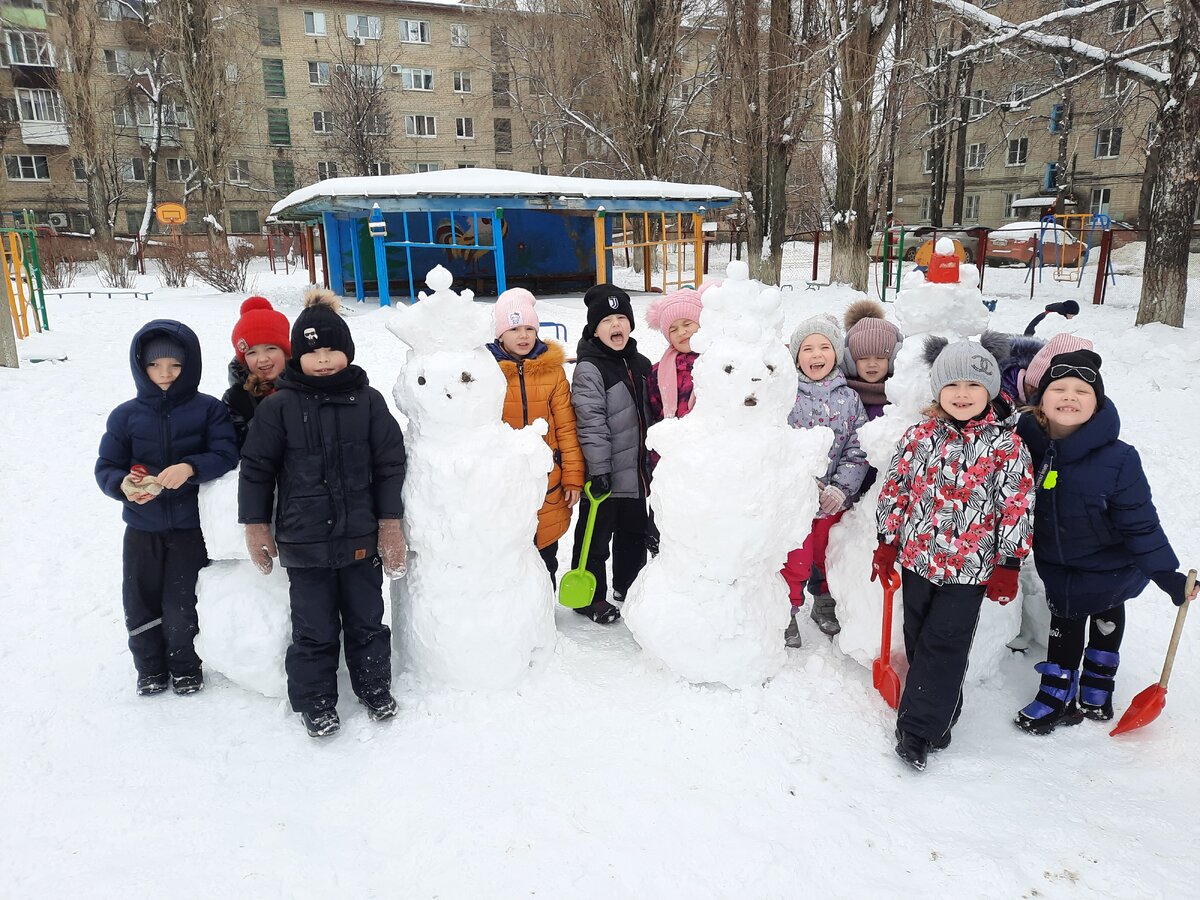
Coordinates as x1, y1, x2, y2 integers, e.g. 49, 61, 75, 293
390, 64, 404, 75
48, 212, 69, 229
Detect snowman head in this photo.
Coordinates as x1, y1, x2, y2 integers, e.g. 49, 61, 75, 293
692, 337, 796, 421
395, 348, 505, 429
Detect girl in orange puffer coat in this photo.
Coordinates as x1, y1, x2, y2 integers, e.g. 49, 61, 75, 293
488, 288, 585, 580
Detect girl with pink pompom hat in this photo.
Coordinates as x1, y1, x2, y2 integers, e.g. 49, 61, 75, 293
646, 286, 707, 423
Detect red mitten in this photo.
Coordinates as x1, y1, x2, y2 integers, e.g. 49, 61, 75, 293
871, 542, 898, 583
986, 566, 1020, 604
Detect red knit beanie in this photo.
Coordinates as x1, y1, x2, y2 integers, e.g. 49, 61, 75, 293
231, 296, 291, 362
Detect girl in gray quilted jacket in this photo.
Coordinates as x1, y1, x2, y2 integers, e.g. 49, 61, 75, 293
569, 284, 653, 624
781, 314, 869, 646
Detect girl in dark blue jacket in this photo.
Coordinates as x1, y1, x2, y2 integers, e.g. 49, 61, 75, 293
1014, 350, 1197, 734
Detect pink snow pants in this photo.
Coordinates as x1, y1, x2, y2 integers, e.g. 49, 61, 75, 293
781, 511, 845, 606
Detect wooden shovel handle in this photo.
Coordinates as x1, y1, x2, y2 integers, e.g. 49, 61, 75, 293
1159, 569, 1197, 689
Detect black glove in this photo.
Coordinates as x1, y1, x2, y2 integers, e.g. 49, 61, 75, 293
589, 474, 611, 496
1153, 571, 1192, 607
645, 521, 661, 557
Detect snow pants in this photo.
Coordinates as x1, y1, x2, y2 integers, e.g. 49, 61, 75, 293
122, 526, 208, 679
1046, 603, 1126, 669
570, 494, 648, 607
538, 540, 560, 584
781, 511, 845, 605
897, 568, 984, 744
284, 557, 391, 715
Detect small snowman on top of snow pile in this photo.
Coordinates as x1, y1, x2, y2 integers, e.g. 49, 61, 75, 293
622, 261, 833, 689
387, 266, 555, 690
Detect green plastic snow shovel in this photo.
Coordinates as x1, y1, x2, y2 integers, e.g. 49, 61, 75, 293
558, 479, 611, 609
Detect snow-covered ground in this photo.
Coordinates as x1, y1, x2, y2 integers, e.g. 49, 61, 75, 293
3, 248, 1199, 898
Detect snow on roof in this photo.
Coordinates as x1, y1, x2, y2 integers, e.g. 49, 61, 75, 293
1009, 196, 1078, 208
270, 168, 741, 220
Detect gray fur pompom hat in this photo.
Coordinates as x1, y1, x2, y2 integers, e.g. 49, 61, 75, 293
923, 336, 1001, 399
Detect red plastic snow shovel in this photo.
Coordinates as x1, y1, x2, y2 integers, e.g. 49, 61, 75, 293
1110, 568, 1197, 737
873, 569, 903, 709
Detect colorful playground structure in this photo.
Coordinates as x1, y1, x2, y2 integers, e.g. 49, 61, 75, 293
2, 223, 50, 341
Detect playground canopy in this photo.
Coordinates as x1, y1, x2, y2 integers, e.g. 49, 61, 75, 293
267, 168, 741, 304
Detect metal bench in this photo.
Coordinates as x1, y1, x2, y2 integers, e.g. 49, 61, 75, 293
45, 289, 153, 302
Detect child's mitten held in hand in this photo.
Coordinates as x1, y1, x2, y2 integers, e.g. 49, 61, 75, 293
1152, 571, 1199, 607
986, 566, 1020, 604
819, 484, 846, 516
245, 523, 277, 574
378, 519, 407, 579
871, 541, 898, 582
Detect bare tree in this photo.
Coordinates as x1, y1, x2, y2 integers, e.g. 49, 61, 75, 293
324, 23, 399, 177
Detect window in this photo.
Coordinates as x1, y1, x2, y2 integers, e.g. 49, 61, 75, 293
1147, 120, 1157, 145
531, 164, 548, 175
968, 89, 988, 120
350, 65, 384, 89
412, 162, 439, 173
266, 108, 291, 146
1008, 84, 1028, 109
1090, 187, 1111, 216
404, 115, 435, 137
113, 104, 133, 126
312, 110, 334, 133
167, 99, 192, 129
1006, 137, 1028, 166
262, 58, 286, 97
258, 7, 281, 47
226, 63, 239, 83
365, 113, 387, 135
492, 71, 510, 108
229, 210, 260, 234
72, 157, 87, 181
16, 88, 64, 123
1054, 56, 1072, 77
1044, 162, 1058, 192
104, 48, 130, 74
450, 24, 469, 46
6, 31, 54, 67
1101, 71, 1129, 98
455, 116, 474, 139
165, 158, 194, 182
304, 10, 326, 36
368, 161, 391, 177
922, 148, 935, 174
272, 160, 295, 192
1112, 1, 1137, 31
1095, 127, 1122, 158
494, 117, 512, 154
4, 154, 50, 180
347, 15, 382, 40
918, 196, 931, 222
401, 67, 434, 91
1049, 103, 1065, 133
925, 46, 948, 67
927, 103, 942, 127
122, 157, 146, 182
1005, 192, 1021, 218
228, 159, 251, 184
453, 70, 472, 93
308, 61, 330, 85
964, 194, 980, 222
979, 45, 994, 63
97, 0, 121, 20
457, 163, 476, 169
400, 19, 431, 43
124, 211, 155, 234
966, 142, 986, 169
317, 161, 338, 180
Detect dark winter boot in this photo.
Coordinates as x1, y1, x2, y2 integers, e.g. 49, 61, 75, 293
1079, 648, 1119, 721
1015, 662, 1084, 735
784, 608, 803, 649
301, 708, 341, 738
136, 673, 169, 696
359, 689, 398, 722
809, 593, 841, 636
894, 728, 929, 771
171, 669, 204, 696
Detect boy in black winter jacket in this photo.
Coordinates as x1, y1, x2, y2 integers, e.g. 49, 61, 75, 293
239, 288, 407, 738
570, 284, 653, 625
96, 320, 239, 697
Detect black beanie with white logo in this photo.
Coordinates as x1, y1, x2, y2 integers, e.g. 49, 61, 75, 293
583, 283, 634, 339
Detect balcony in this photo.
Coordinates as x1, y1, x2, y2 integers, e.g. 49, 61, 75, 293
138, 124, 181, 147
19, 120, 68, 145
0, 6, 48, 30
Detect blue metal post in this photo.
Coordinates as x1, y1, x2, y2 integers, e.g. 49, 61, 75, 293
349, 217, 365, 302
369, 205, 390, 306
403, 212, 416, 303
493, 207, 507, 295
323, 212, 344, 295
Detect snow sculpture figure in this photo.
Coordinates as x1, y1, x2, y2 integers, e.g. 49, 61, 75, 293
824, 239, 1020, 683
388, 266, 555, 689
623, 261, 833, 688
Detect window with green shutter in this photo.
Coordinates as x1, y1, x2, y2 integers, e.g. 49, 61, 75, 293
266, 108, 291, 146
229, 210, 261, 233
262, 59, 286, 98
272, 160, 295, 191
257, 7, 281, 47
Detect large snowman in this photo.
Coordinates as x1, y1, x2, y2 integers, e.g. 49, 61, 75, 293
622, 262, 832, 688
824, 240, 1021, 684
387, 266, 555, 689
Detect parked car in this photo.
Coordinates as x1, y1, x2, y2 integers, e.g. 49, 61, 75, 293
868, 225, 986, 263
985, 221, 1085, 267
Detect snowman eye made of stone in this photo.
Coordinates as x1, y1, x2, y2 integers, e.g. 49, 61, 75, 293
724, 364, 734, 374
461, 372, 474, 383
417, 375, 427, 385
766, 364, 776, 373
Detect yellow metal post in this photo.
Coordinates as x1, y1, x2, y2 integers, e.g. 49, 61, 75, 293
641, 213, 652, 292
593, 211, 607, 284
692, 213, 704, 286
6, 233, 30, 339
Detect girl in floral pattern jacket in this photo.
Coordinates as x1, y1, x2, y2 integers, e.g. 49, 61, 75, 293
872, 338, 1035, 772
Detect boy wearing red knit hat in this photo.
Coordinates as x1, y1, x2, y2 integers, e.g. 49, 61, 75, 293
223, 296, 291, 447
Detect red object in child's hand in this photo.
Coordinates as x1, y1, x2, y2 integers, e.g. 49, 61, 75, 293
986, 566, 1020, 604
130, 464, 150, 483
871, 542, 898, 583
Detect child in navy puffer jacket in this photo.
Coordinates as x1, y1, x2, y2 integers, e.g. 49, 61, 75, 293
96, 320, 239, 697
782, 315, 868, 645
1014, 350, 1197, 734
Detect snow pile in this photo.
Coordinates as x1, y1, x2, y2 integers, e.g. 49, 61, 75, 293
388, 266, 555, 689
623, 261, 832, 688
824, 261, 1020, 682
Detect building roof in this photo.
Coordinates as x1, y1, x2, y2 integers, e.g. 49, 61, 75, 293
269, 168, 742, 221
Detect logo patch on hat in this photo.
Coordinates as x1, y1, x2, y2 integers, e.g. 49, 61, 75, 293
971, 355, 992, 374
303, 327, 318, 346
508, 311, 522, 325
608, 297, 619, 309
236, 338, 249, 354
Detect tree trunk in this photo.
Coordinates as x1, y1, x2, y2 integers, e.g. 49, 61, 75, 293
830, 55, 873, 289
950, 30, 973, 225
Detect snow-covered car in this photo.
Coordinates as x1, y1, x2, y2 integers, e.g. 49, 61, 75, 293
868, 226, 986, 263
985, 221, 1085, 266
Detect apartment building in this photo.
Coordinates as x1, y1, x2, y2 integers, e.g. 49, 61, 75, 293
890, 0, 1165, 229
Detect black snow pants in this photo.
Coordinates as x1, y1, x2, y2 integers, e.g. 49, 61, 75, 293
897, 568, 985, 744
122, 526, 208, 678
284, 556, 392, 715
570, 495, 648, 606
